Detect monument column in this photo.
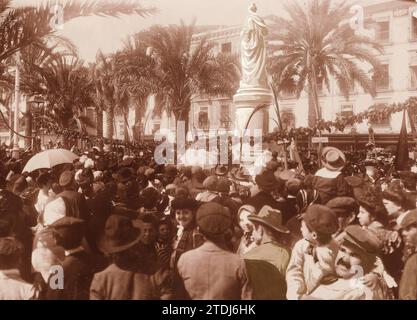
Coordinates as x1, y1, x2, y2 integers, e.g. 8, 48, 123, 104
233, 3, 272, 172
233, 3, 271, 135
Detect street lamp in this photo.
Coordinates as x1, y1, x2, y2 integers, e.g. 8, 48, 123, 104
26, 95, 44, 151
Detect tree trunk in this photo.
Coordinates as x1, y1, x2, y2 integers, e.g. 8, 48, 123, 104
134, 96, 146, 141
96, 107, 103, 139
105, 107, 114, 144
123, 112, 130, 143
24, 107, 32, 149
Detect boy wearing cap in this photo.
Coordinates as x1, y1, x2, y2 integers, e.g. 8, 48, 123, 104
398, 210, 417, 300
286, 205, 339, 300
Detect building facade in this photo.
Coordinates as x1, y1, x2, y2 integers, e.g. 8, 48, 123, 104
187, 0, 417, 136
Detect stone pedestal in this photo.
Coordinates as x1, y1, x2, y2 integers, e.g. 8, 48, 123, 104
233, 85, 272, 133
233, 85, 272, 172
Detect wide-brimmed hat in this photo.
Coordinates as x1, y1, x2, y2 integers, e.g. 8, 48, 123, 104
98, 215, 141, 254
214, 165, 228, 176
321, 147, 346, 171
248, 205, 289, 234
232, 166, 252, 182
112, 167, 134, 183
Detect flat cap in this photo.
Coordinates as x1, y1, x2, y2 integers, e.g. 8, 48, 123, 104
343, 225, 382, 255
196, 202, 231, 235
326, 197, 359, 217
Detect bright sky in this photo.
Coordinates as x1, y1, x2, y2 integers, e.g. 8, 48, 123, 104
12, 0, 390, 62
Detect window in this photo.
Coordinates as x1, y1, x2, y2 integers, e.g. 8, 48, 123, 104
410, 65, 417, 89
198, 107, 209, 130
375, 20, 390, 42
412, 14, 417, 40
280, 110, 295, 129
220, 105, 231, 129
85, 107, 95, 123
221, 42, 231, 53
373, 64, 390, 91
340, 104, 354, 117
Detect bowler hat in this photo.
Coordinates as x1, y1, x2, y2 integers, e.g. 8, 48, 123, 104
321, 147, 346, 171
98, 215, 141, 254
59, 170, 74, 188
255, 171, 276, 192
171, 198, 199, 211
397, 209, 417, 230
326, 197, 359, 217
50, 216, 85, 249
196, 202, 231, 235
303, 204, 338, 235
214, 165, 228, 176
286, 178, 302, 196
248, 205, 289, 234
216, 177, 231, 193
36, 172, 51, 187
232, 166, 252, 182
203, 176, 218, 192
343, 225, 382, 255
113, 167, 134, 183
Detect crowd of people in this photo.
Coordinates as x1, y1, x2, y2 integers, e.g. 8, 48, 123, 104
0, 142, 416, 300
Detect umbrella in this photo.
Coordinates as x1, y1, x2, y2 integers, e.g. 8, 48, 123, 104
22, 149, 79, 173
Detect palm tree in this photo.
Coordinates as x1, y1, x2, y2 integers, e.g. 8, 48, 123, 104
142, 21, 240, 133
267, 0, 383, 127
0, 0, 157, 64
92, 51, 118, 143
20, 54, 95, 147
113, 35, 158, 140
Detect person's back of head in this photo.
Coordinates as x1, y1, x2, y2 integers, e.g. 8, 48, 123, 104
0, 237, 24, 270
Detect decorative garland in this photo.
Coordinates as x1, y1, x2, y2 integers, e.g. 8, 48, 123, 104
30, 97, 417, 155
266, 97, 417, 141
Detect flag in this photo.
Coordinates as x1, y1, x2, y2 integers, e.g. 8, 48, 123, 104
394, 109, 410, 171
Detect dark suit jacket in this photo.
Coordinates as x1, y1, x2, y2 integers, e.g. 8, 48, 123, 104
247, 191, 285, 213
58, 190, 90, 221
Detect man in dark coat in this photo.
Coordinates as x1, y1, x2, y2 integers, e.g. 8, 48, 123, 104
247, 171, 285, 213
35, 217, 93, 300
58, 171, 90, 222
244, 205, 291, 300
90, 215, 175, 300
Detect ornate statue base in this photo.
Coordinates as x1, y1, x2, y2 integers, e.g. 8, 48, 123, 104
233, 84, 272, 173
233, 84, 272, 134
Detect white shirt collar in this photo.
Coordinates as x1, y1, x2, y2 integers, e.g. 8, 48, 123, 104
315, 167, 341, 179
65, 246, 84, 257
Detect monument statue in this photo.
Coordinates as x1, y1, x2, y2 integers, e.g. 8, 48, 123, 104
240, 3, 269, 88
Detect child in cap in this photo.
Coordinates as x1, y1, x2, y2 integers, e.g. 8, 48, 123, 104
286, 204, 339, 300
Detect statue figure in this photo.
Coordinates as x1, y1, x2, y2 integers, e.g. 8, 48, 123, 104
240, 3, 269, 88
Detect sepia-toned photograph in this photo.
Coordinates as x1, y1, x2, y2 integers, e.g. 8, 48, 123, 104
0, 0, 416, 305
